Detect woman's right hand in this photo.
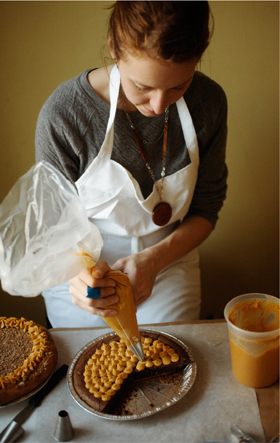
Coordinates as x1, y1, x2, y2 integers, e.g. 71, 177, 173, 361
68, 260, 119, 318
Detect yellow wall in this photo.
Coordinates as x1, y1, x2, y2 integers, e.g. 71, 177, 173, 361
0, 1, 278, 325
199, 1, 279, 317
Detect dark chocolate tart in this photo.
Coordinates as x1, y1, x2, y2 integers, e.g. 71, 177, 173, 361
0, 317, 58, 407
67, 329, 197, 420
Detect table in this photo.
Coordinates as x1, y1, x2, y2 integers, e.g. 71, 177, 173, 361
1, 321, 279, 442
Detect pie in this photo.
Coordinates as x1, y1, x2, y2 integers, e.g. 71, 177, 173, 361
73, 331, 190, 414
0, 317, 58, 405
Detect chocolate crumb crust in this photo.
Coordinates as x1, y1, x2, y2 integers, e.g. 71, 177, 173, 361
0, 317, 58, 406
0, 328, 33, 377
73, 331, 190, 413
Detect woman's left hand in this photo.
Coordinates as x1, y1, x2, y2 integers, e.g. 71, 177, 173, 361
111, 249, 158, 307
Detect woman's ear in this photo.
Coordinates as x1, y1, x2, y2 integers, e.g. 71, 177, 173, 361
107, 36, 116, 62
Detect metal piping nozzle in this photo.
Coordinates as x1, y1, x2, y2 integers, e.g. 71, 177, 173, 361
129, 341, 145, 361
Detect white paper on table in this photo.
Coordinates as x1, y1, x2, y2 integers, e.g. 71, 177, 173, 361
0, 323, 265, 443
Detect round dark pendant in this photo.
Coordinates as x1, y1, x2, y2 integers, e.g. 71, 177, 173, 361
152, 202, 172, 226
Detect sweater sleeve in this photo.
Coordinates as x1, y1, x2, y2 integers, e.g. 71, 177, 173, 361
35, 91, 81, 184
35, 72, 103, 185
185, 74, 228, 228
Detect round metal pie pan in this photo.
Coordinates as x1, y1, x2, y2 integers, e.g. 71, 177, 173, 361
67, 328, 197, 420
0, 373, 53, 408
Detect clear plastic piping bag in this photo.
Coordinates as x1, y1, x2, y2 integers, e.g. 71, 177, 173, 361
0, 161, 103, 296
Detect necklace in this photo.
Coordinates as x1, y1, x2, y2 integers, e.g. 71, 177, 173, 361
122, 101, 172, 226
124, 109, 167, 146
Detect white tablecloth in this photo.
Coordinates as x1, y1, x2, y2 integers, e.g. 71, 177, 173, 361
0, 323, 266, 442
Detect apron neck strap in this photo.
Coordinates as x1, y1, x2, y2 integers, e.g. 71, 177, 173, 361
97, 64, 120, 160
176, 97, 199, 164
106, 65, 120, 135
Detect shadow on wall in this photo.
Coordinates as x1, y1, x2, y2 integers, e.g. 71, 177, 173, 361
0, 287, 47, 327
199, 256, 279, 320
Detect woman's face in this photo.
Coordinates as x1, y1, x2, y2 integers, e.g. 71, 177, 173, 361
117, 52, 197, 117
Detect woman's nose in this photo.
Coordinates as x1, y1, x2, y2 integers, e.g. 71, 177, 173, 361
150, 91, 168, 115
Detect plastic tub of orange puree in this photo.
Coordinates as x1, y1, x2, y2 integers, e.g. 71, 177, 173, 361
224, 293, 280, 388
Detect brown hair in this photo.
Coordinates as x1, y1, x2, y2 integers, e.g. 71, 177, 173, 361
107, 1, 213, 63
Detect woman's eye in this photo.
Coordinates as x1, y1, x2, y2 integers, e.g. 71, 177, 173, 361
135, 84, 150, 92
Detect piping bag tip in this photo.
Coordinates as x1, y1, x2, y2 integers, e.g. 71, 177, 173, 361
54, 410, 74, 442
129, 341, 145, 361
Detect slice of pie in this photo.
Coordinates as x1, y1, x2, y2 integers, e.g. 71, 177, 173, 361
0, 317, 58, 406
73, 331, 190, 414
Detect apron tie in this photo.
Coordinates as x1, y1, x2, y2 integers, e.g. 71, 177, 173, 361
131, 237, 144, 255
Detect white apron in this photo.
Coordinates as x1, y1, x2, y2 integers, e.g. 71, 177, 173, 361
43, 65, 201, 328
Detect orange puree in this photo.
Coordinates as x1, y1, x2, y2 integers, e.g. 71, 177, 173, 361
228, 297, 280, 387
229, 333, 279, 388
103, 270, 141, 347
229, 298, 280, 332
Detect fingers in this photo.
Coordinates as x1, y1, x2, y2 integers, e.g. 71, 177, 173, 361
69, 261, 119, 318
77, 267, 116, 289
111, 252, 156, 309
69, 276, 115, 300
69, 278, 119, 317
71, 291, 119, 318
91, 260, 111, 278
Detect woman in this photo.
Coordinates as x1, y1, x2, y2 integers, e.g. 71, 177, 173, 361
36, 1, 228, 328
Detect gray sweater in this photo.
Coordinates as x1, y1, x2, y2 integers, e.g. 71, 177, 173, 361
35, 69, 228, 228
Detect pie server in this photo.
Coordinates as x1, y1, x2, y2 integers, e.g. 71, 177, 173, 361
230, 424, 257, 443
0, 364, 68, 443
